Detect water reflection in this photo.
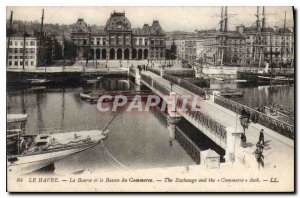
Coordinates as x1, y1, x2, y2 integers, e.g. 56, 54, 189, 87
210, 80, 294, 110
234, 85, 294, 110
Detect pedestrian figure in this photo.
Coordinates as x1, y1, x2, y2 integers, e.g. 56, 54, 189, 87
254, 147, 264, 169
241, 107, 247, 118
246, 110, 251, 121
202, 92, 206, 99
241, 133, 247, 146
258, 129, 265, 145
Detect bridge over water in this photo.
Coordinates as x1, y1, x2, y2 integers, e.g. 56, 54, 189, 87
129, 67, 294, 168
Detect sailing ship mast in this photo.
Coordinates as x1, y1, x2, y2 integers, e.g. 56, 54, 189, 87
6, 11, 13, 67
62, 30, 66, 72
38, 9, 44, 67
280, 11, 286, 69
22, 26, 27, 70
258, 7, 265, 67
219, 6, 225, 67
85, 26, 92, 71
253, 6, 260, 65
269, 31, 273, 87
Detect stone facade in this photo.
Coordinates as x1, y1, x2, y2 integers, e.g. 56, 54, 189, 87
71, 12, 166, 60
7, 34, 38, 68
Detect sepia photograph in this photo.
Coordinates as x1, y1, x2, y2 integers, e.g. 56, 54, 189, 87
5, 5, 295, 192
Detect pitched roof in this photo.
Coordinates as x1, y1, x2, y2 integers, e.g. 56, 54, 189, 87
72, 18, 89, 34
150, 20, 164, 35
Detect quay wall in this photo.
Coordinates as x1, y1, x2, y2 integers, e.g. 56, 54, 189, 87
7, 69, 128, 84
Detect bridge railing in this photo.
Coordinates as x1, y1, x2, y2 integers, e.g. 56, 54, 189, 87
175, 126, 201, 164
148, 67, 195, 77
214, 96, 294, 140
163, 73, 207, 97
165, 69, 195, 77
141, 72, 227, 146
140, 73, 170, 95
140, 73, 152, 85
148, 67, 160, 76
152, 80, 170, 95
176, 98, 227, 145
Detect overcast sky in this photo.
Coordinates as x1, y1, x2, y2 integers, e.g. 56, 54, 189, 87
6, 6, 294, 32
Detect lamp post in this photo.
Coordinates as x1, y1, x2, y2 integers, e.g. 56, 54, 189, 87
239, 115, 250, 145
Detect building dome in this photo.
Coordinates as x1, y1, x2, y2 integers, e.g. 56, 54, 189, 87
105, 12, 131, 31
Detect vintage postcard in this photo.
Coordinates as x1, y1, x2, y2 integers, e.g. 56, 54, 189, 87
6, 6, 295, 192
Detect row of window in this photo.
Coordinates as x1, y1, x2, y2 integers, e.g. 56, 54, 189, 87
246, 41, 293, 46
8, 61, 35, 66
8, 48, 36, 54
73, 38, 153, 46
8, 55, 36, 59
150, 52, 164, 58
246, 35, 293, 40
74, 37, 164, 46
224, 39, 245, 45
9, 40, 36, 46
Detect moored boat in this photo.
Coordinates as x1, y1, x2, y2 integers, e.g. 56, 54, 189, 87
7, 114, 28, 123
28, 78, 51, 85
7, 129, 109, 175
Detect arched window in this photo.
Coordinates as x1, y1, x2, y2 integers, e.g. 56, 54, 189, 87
117, 36, 123, 45
125, 36, 130, 45
109, 48, 115, 59
110, 36, 116, 45
117, 48, 122, 59
133, 38, 137, 45
124, 48, 129, 59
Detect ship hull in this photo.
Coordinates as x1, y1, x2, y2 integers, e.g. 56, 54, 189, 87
7, 142, 99, 175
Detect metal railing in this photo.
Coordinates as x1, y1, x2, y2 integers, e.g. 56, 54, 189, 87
152, 80, 170, 95
148, 67, 195, 77
165, 69, 195, 77
163, 73, 207, 97
140, 73, 170, 95
148, 67, 160, 76
214, 96, 294, 140
176, 98, 227, 145
175, 126, 201, 164
140, 73, 152, 85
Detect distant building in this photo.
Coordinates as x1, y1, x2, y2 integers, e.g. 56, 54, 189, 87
166, 23, 294, 67
7, 33, 38, 68
71, 11, 166, 60
237, 25, 294, 67
174, 38, 186, 60
185, 36, 197, 62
